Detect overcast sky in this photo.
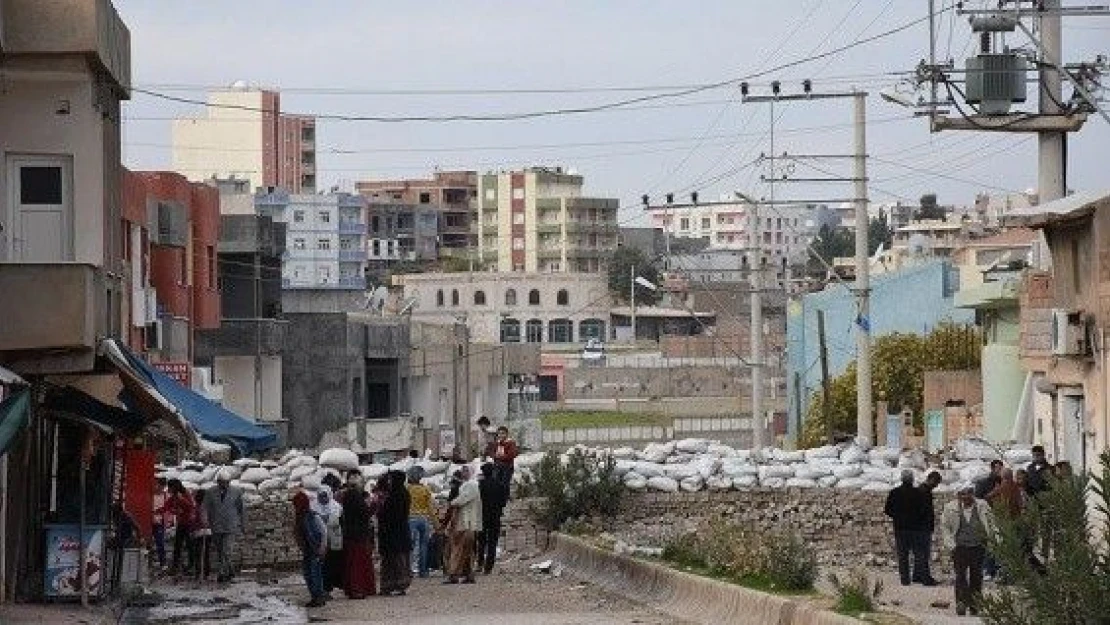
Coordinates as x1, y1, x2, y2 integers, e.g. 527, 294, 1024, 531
115, 1, 1108, 224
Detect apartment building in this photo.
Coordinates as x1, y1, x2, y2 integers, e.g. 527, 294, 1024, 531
472, 167, 618, 273
172, 86, 317, 193
356, 171, 475, 256
646, 199, 817, 265
366, 202, 439, 266
256, 190, 367, 291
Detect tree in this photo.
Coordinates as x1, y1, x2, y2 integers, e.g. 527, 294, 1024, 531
801, 322, 981, 447
869, 211, 892, 253
979, 451, 1110, 624
607, 246, 661, 306
807, 224, 853, 275
916, 193, 945, 220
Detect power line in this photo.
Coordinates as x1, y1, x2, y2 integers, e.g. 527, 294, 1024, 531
129, 7, 952, 124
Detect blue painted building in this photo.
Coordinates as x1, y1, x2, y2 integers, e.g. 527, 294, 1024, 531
786, 259, 974, 441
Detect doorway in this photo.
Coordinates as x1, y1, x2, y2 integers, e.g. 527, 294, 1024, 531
5, 155, 73, 261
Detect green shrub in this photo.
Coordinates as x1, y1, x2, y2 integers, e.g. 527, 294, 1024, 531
528, 449, 625, 530
660, 520, 817, 593
828, 570, 882, 616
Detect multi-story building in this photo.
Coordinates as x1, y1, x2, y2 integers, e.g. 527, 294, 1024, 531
646, 199, 818, 265
471, 167, 619, 273
356, 171, 475, 256
366, 202, 439, 267
256, 191, 368, 291
172, 86, 317, 193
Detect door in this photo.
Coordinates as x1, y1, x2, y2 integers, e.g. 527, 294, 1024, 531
5, 156, 73, 261
1057, 390, 1085, 469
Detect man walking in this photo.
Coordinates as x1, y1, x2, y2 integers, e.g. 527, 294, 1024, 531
204, 469, 245, 583
916, 471, 942, 586
476, 463, 509, 575
1024, 445, 1052, 497
941, 485, 997, 617
884, 470, 929, 586
446, 466, 482, 584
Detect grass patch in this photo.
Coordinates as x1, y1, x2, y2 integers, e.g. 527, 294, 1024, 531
540, 410, 671, 430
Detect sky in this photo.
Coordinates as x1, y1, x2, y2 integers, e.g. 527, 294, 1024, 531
115, 1, 1109, 225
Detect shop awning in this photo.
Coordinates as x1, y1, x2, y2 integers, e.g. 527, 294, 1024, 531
105, 341, 276, 456
42, 384, 147, 435
0, 365, 26, 386
0, 388, 30, 457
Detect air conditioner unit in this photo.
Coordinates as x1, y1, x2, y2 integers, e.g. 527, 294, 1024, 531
1051, 309, 1084, 356
144, 319, 164, 351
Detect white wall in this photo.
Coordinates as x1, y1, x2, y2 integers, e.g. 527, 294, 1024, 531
0, 75, 108, 265
260, 355, 282, 421
172, 90, 264, 190
215, 355, 256, 419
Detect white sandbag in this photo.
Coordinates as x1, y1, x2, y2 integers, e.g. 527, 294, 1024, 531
840, 445, 868, 464
181, 461, 205, 471
707, 444, 737, 458
732, 475, 759, 489
861, 467, 896, 483
389, 458, 416, 473
178, 470, 204, 484
954, 438, 1000, 461
897, 449, 927, 470
832, 464, 864, 479
868, 448, 900, 466
180, 481, 200, 492
647, 476, 679, 493
319, 448, 359, 471
280, 449, 303, 465
611, 447, 637, 460
418, 460, 451, 476
238, 481, 258, 492
614, 460, 636, 477
632, 461, 664, 478
290, 465, 316, 481
959, 463, 990, 483
693, 457, 721, 479
795, 465, 832, 480
836, 477, 867, 489
1004, 447, 1033, 465
261, 460, 278, 469
664, 453, 695, 465
772, 449, 806, 464
258, 478, 284, 492
232, 458, 260, 469
638, 443, 670, 464
291, 455, 318, 469
804, 445, 840, 461
663, 463, 698, 480
622, 470, 644, 484
300, 474, 322, 492
360, 464, 389, 480
760, 477, 787, 489
221, 466, 243, 481
679, 476, 704, 492
706, 475, 733, 490
269, 464, 291, 478
862, 481, 893, 492
675, 438, 709, 454
785, 478, 818, 488
758, 465, 795, 480
721, 462, 760, 478
818, 475, 839, 488
733, 449, 754, 463
625, 474, 648, 490
200, 466, 220, 482
239, 467, 270, 484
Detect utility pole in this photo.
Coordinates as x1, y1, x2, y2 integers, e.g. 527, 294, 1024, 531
852, 91, 872, 446
630, 264, 637, 343
817, 310, 832, 445
1038, 0, 1066, 203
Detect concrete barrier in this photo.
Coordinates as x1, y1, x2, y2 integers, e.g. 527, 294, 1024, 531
548, 533, 859, 625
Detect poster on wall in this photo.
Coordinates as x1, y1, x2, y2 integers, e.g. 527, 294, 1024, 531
43, 525, 106, 599
152, 362, 191, 387
439, 425, 456, 458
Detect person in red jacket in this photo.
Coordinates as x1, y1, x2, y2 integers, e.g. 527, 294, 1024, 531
491, 426, 518, 492
165, 479, 195, 575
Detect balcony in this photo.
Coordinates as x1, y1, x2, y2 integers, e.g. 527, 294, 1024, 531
565, 221, 618, 234
338, 221, 366, 235
538, 248, 563, 260
195, 319, 287, 360
0, 264, 120, 373
338, 249, 365, 262
282, 276, 366, 290
537, 222, 562, 234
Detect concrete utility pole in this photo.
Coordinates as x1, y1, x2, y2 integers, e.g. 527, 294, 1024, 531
1038, 0, 1066, 203
630, 264, 638, 343
852, 91, 872, 446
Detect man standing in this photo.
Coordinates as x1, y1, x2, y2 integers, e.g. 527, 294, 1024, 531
205, 469, 245, 583
446, 466, 482, 584
916, 471, 942, 586
975, 460, 1003, 499
476, 463, 509, 575
1024, 445, 1052, 497
884, 470, 928, 586
491, 426, 519, 491
941, 485, 996, 617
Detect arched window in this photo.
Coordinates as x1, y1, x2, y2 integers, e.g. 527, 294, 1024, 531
579, 318, 606, 341
528, 289, 541, 305
525, 319, 544, 343
556, 289, 569, 306
474, 290, 487, 306
505, 289, 517, 306
548, 318, 573, 343
500, 318, 521, 343
436, 289, 445, 307
451, 289, 459, 306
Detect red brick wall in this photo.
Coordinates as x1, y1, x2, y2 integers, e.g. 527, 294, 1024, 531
191, 183, 220, 329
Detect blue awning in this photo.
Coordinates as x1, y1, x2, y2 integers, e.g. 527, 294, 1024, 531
112, 343, 276, 456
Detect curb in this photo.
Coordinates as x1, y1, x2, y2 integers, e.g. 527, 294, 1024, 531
548, 533, 860, 625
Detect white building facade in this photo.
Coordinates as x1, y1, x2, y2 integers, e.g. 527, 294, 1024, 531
646, 200, 818, 264
257, 191, 368, 290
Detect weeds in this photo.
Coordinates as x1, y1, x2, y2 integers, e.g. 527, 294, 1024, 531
828, 569, 882, 616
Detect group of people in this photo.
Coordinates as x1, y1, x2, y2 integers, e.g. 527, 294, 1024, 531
291, 427, 516, 609
151, 470, 245, 584
884, 444, 1063, 617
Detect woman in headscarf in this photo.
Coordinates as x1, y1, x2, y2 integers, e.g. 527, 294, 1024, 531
377, 470, 412, 596
339, 469, 377, 598
292, 491, 327, 608
312, 484, 344, 596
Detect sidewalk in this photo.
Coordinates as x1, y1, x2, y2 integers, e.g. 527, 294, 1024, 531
818, 566, 985, 625
0, 602, 117, 625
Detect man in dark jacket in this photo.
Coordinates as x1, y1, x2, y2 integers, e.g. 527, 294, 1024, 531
476, 463, 509, 575
885, 469, 931, 586
1025, 445, 1052, 496
916, 471, 942, 585
975, 460, 1003, 499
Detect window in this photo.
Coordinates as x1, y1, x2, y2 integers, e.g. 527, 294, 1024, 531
372, 240, 380, 256
318, 210, 331, 223
474, 290, 487, 306
512, 188, 525, 200
207, 245, 216, 285
317, 266, 331, 282
505, 289, 517, 306
293, 237, 306, 250
451, 289, 459, 306
579, 318, 606, 341
548, 318, 573, 343
701, 217, 711, 230
371, 215, 380, 233
317, 238, 331, 250
387, 240, 394, 256
557, 289, 569, 306
526, 319, 544, 343
680, 218, 690, 231
512, 237, 525, 250
485, 188, 496, 201
513, 213, 525, 225
419, 192, 431, 204
500, 318, 521, 343
436, 290, 445, 307
293, 210, 305, 223
528, 289, 541, 305
19, 166, 63, 204
352, 376, 363, 415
